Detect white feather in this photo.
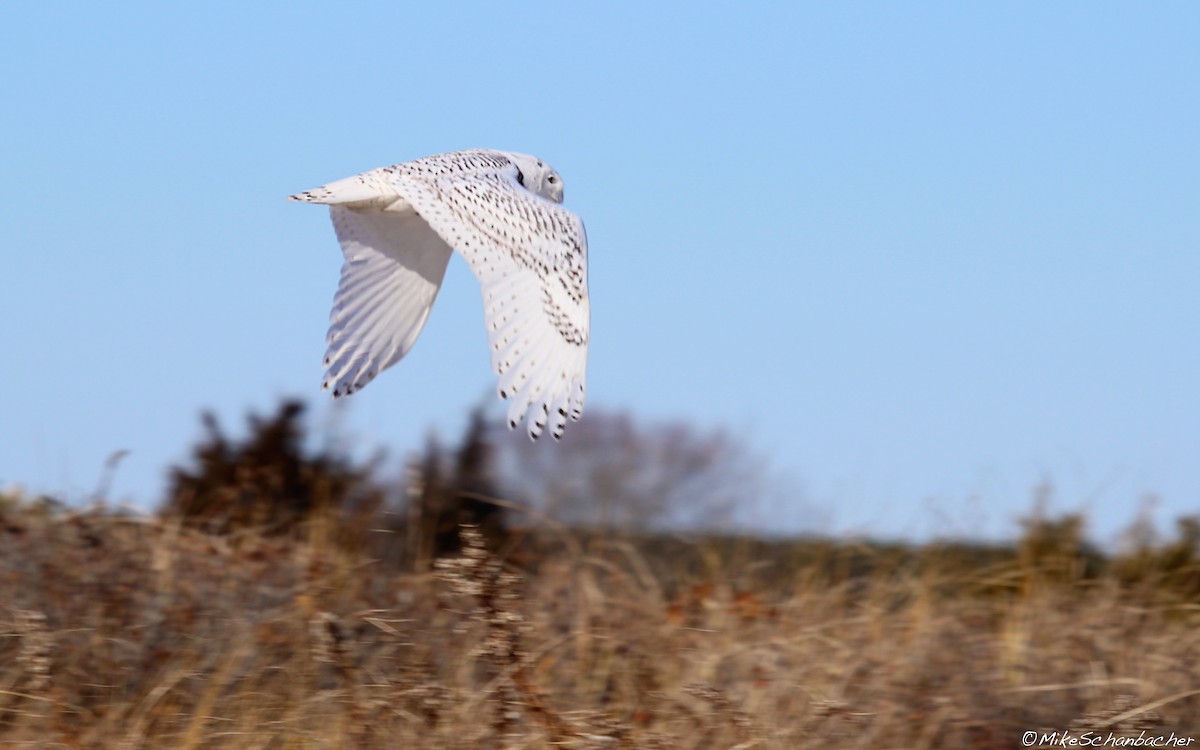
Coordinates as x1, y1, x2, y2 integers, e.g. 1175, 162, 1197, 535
290, 148, 590, 440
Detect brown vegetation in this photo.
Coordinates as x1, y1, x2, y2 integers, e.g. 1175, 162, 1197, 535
2, 403, 1198, 747
3, 494, 1200, 748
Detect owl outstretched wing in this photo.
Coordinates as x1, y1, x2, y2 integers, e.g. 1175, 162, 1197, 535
290, 149, 589, 440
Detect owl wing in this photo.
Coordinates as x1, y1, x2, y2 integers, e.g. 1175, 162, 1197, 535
389, 161, 590, 440
290, 180, 454, 397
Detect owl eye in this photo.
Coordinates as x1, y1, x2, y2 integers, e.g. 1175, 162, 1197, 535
547, 174, 558, 184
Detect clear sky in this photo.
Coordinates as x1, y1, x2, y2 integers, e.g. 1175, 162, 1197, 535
2, 3, 1196, 544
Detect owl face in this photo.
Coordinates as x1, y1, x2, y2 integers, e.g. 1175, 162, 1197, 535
509, 152, 565, 204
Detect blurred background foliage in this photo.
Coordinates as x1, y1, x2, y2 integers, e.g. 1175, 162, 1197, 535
3, 397, 1200, 745
99, 396, 1198, 598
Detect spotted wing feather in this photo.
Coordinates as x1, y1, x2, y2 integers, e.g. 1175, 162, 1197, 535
388, 160, 590, 440
289, 180, 455, 397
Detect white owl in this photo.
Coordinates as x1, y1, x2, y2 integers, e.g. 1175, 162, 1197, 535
290, 149, 589, 440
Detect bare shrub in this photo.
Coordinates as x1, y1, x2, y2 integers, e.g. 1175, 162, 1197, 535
162, 399, 384, 540
494, 410, 769, 532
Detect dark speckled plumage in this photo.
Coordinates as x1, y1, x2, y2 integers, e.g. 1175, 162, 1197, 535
289, 149, 589, 440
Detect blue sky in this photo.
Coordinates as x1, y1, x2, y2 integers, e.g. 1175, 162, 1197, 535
2, 3, 1196, 543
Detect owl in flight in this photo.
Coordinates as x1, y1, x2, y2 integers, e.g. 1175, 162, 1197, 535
290, 149, 589, 440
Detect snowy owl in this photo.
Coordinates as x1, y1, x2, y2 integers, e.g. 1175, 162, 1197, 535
289, 149, 589, 440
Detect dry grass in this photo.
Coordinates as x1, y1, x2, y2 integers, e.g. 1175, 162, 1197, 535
2, 501, 1199, 748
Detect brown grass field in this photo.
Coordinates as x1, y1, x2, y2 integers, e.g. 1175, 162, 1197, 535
3, 491, 1200, 749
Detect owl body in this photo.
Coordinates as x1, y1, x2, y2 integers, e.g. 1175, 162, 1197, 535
290, 149, 589, 440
